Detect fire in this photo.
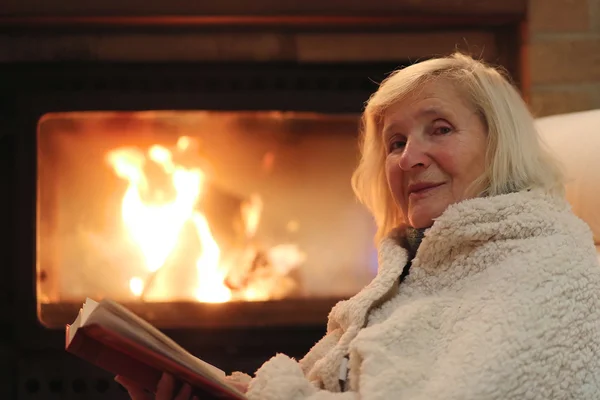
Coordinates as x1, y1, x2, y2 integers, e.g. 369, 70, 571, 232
106, 137, 231, 303
105, 136, 304, 303
241, 194, 263, 238
106, 144, 202, 273
191, 213, 231, 303
129, 277, 144, 297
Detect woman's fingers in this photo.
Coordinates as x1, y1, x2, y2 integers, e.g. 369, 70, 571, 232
117, 373, 195, 400
115, 375, 151, 400
174, 382, 192, 400
155, 373, 176, 400
230, 381, 249, 393
224, 376, 249, 394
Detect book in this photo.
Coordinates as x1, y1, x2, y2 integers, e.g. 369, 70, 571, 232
65, 298, 247, 399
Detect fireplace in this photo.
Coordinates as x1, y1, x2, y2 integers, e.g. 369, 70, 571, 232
37, 109, 378, 328
0, 1, 527, 398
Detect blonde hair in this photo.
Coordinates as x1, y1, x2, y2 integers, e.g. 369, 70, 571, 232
351, 52, 565, 242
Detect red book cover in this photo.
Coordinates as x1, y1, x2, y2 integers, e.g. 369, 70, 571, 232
66, 323, 246, 399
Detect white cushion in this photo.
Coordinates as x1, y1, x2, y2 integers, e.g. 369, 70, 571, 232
535, 109, 600, 246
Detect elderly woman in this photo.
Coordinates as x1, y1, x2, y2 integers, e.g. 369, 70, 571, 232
121, 53, 600, 399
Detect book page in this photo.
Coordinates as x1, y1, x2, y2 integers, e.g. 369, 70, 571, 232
83, 299, 229, 386
68, 298, 100, 344
82, 297, 99, 324
101, 299, 226, 378
67, 309, 83, 344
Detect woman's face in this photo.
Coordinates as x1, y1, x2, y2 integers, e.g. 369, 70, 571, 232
383, 79, 488, 229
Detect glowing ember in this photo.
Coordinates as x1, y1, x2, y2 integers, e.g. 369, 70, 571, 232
129, 277, 144, 296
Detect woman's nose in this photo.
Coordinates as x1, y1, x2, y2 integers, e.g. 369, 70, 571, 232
398, 138, 431, 171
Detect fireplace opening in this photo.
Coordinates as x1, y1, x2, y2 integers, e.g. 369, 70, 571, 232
37, 110, 377, 328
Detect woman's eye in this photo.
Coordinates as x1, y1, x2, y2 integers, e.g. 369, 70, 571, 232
434, 126, 452, 135
388, 140, 406, 152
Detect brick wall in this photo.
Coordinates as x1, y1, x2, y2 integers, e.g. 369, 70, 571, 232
528, 0, 600, 116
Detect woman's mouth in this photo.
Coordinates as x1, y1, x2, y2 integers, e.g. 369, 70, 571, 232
408, 182, 445, 200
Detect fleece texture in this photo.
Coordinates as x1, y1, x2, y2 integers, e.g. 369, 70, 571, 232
245, 190, 600, 400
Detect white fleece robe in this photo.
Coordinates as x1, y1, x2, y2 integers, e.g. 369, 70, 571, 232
245, 190, 600, 400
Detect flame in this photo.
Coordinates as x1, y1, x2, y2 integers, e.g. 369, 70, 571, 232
105, 136, 303, 303
106, 141, 232, 302
241, 194, 263, 238
191, 213, 231, 303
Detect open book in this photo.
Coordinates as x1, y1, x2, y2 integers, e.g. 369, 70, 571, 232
66, 298, 246, 399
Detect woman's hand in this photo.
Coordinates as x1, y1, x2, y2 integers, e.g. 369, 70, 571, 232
115, 373, 198, 400
224, 372, 250, 394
